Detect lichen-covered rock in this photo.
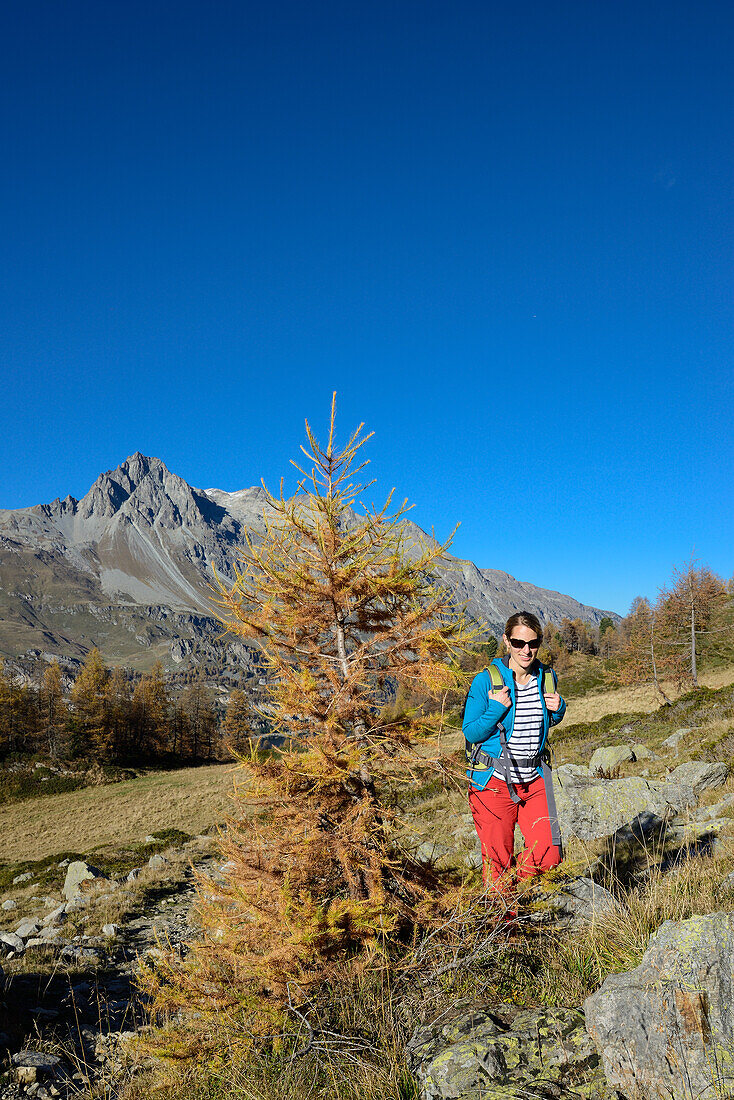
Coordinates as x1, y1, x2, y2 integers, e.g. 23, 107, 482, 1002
584, 912, 734, 1100
415, 841, 452, 863
555, 774, 673, 842
588, 745, 635, 775
663, 761, 728, 805
697, 792, 734, 821
662, 728, 694, 752
630, 742, 656, 760
555, 761, 727, 843
556, 764, 590, 780
409, 1005, 612, 1099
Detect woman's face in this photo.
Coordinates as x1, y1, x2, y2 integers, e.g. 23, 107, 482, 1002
503, 624, 541, 672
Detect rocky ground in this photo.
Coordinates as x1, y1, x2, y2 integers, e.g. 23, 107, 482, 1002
1, 686, 733, 1099
0, 844, 217, 1099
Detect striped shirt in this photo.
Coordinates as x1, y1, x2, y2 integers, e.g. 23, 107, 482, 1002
496, 677, 544, 783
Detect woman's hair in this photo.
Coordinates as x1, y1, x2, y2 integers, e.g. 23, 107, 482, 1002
504, 611, 543, 642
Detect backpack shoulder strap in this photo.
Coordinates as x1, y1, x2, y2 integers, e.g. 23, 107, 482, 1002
542, 665, 557, 695
487, 662, 504, 691
461, 663, 504, 725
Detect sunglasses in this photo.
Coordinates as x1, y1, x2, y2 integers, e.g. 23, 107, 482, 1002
508, 637, 540, 651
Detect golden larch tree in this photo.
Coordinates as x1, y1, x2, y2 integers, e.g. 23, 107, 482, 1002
142, 396, 476, 1052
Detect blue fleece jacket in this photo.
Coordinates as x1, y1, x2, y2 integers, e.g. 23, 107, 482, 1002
462, 657, 566, 790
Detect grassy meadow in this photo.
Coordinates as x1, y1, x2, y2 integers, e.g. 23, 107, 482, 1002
0, 763, 238, 863
560, 663, 734, 726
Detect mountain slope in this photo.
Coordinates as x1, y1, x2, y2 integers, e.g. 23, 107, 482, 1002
0, 453, 616, 673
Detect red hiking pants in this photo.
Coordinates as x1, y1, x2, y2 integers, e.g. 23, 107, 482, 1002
469, 775, 561, 888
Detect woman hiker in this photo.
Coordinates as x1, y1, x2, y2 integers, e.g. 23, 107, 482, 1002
462, 611, 566, 892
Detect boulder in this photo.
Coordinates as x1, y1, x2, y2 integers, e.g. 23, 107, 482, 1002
556, 763, 590, 780
60, 944, 102, 966
63, 860, 107, 900
409, 1005, 609, 1099
462, 849, 483, 871
0, 931, 25, 954
14, 917, 41, 939
555, 763, 728, 843
700, 792, 734, 821
1, 898, 17, 910
589, 745, 635, 775
665, 819, 730, 847
585, 912, 734, 1100
12, 1050, 62, 1085
24, 935, 62, 953
554, 878, 620, 924
716, 870, 734, 897
41, 904, 68, 926
630, 742, 656, 760
415, 841, 451, 863
663, 761, 728, 805
662, 728, 693, 752
148, 853, 168, 871
555, 773, 674, 842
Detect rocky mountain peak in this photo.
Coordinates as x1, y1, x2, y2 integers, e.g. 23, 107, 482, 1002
77, 454, 201, 525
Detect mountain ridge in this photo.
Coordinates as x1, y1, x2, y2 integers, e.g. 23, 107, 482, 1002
0, 453, 617, 675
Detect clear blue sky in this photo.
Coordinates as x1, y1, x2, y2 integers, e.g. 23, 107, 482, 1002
2, 1, 732, 615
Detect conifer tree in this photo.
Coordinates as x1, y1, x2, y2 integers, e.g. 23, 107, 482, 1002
69, 648, 110, 759
0, 659, 19, 758
132, 661, 170, 757
658, 561, 727, 687
618, 596, 676, 703
222, 687, 252, 754
39, 661, 67, 757
619, 564, 728, 696
179, 680, 218, 760
105, 666, 133, 758
142, 396, 476, 1049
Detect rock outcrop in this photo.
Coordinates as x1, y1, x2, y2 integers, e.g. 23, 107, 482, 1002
588, 744, 635, 775
585, 912, 734, 1100
554, 760, 728, 842
409, 1005, 612, 1099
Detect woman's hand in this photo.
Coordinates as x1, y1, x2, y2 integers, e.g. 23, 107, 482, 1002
544, 692, 561, 712
489, 686, 511, 709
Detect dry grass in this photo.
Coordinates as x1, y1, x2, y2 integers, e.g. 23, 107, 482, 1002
564, 666, 734, 727
0, 764, 238, 862
124, 966, 422, 1100
518, 834, 734, 1011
